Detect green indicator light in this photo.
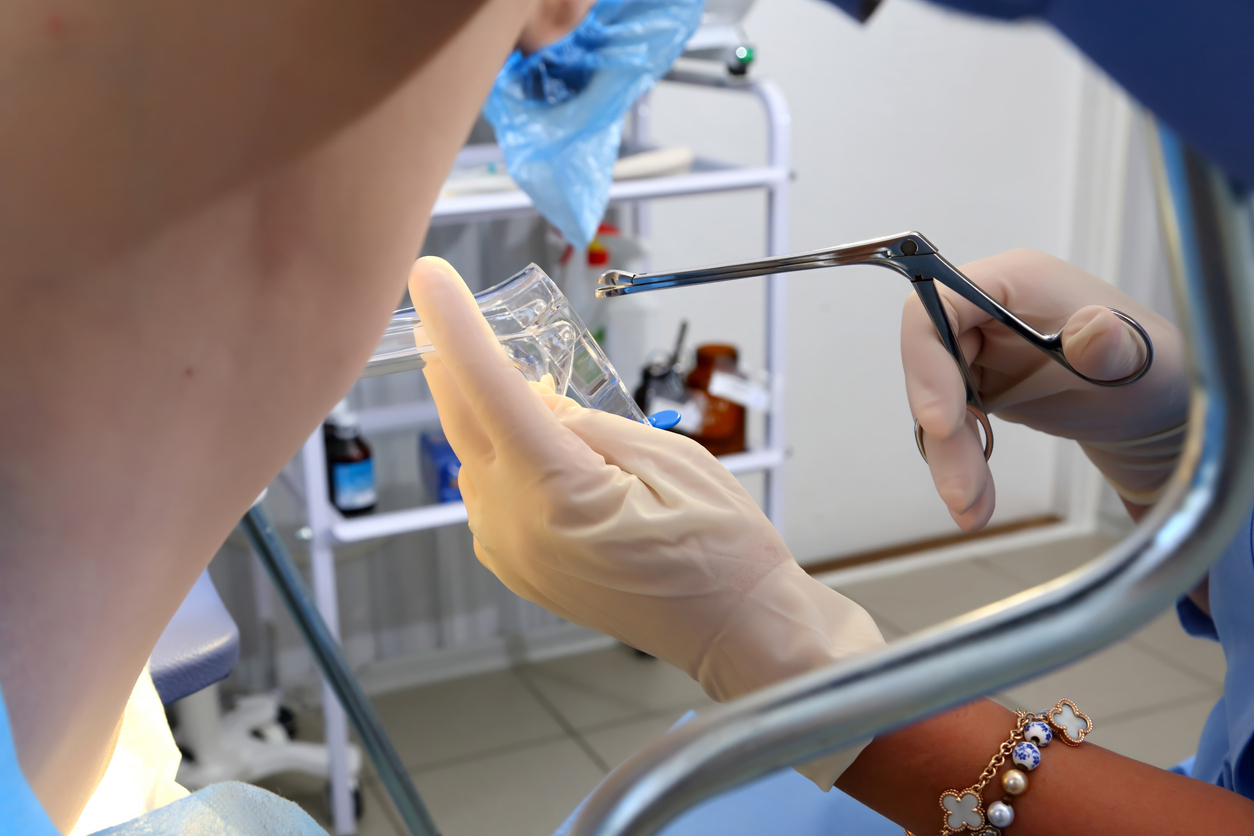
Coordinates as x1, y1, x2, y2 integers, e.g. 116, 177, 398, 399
735, 46, 754, 63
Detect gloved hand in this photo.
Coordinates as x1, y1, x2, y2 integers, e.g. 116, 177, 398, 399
410, 256, 885, 788
902, 249, 1188, 530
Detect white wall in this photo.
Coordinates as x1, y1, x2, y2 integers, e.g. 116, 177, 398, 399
640, 0, 1106, 563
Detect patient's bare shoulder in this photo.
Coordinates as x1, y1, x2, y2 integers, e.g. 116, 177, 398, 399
0, 0, 535, 829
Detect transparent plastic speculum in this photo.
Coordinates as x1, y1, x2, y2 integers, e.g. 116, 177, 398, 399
367, 263, 646, 422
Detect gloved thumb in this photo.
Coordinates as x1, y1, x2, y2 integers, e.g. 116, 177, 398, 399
1060, 306, 1147, 382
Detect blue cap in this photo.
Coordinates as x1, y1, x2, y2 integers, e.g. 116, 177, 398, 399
647, 410, 681, 431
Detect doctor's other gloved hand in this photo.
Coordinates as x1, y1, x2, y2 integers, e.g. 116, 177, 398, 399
409, 257, 884, 788
902, 249, 1187, 530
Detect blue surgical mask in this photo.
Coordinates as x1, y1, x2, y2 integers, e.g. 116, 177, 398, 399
484, 0, 704, 251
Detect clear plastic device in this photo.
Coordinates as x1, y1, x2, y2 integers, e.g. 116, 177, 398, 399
366, 263, 646, 422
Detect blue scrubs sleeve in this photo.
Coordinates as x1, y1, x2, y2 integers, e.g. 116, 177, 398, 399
820, 0, 1254, 187
1179, 505, 1254, 797
1177, 594, 1220, 642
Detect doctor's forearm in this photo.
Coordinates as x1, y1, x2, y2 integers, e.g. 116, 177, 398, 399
835, 698, 1254, 834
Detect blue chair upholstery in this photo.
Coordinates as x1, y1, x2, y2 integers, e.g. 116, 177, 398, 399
554, 712, 903, 836
150, 571, 240, 705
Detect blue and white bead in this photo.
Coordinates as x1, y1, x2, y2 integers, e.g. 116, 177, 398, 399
1024, 720, 1053, 747
1011, 741, 1041, 771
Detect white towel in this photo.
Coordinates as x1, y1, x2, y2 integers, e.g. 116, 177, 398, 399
69, 665, 189, 835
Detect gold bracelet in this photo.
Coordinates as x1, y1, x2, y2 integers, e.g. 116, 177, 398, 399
906, 699, 1092, 836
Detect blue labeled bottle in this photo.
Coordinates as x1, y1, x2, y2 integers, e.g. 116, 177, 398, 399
323, 400, 377, 516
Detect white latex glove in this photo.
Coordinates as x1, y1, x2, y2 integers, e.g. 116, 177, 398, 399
902, 249, 1188, 530
409, 257, 884, 788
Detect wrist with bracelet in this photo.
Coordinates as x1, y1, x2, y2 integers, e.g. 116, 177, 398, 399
906, 699, 1093, 836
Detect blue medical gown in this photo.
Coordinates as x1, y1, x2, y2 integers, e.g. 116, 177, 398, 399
0, 679, 324, 834
1179, 504, 1254, 793
551, 712, 903, 836
0, 681, 59, 834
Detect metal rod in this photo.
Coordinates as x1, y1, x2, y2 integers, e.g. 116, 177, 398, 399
299, 430, 356, 833
567, 122, 1254, 836
595, 232, 919, 297
758, 77, 790, 529
241, 504, 442, 836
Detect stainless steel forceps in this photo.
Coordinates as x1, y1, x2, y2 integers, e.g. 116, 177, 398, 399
595, 231, 1154, 461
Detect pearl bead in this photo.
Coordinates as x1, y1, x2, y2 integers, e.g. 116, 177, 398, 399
1001, 768, 1028, 795
987, 801, 1015, 828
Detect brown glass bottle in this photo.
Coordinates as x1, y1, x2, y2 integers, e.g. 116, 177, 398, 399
685, 344, 746, 456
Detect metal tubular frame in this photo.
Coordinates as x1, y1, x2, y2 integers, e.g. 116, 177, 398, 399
564, 123, 1254, 836
242, 504, 442, 836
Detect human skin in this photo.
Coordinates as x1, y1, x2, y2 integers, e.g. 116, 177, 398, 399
0, 0, 551, 829
835, 695, 1254, 835
832, 509, 1238, 835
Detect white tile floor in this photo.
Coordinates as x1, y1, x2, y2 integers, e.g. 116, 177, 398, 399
271, 533, 1226, 835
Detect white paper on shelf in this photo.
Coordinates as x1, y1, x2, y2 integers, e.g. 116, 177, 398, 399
650, 396, 705, 434
708, 371, 770, 411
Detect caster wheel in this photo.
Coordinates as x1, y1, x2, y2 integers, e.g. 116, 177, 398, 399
322, 782, 365, 822
277, 705, 299, 740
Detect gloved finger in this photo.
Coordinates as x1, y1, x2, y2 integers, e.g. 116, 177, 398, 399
420, 354, 495, 470
1060, 305, 1148, 381
457, 467, 479, 509
408, 257, 581, 466
921, 411, 996, 531
902, 289, 984, 441
529, 374, 559, 398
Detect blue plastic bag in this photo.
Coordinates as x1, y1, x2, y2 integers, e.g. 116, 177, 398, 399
484, 0, 704, 251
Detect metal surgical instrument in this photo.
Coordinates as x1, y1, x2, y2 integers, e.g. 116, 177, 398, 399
596, 232, 1154, 460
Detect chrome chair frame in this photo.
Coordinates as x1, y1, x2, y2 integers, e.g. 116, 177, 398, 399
564, 121, 1254, 836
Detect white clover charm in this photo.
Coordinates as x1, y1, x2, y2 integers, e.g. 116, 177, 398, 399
941, 790, 984, 831
1023, 720, 1053, 747
1011, 741, 1041, 771
1046, 699, 1092, 745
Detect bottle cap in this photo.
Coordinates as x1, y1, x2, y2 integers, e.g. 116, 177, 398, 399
695, 344, 738, 362
647, 410, 681, 430
325, 399, 362, 438
587, 245, 609, 266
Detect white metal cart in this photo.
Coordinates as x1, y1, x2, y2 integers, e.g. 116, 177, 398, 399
298, 70, 792, 834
